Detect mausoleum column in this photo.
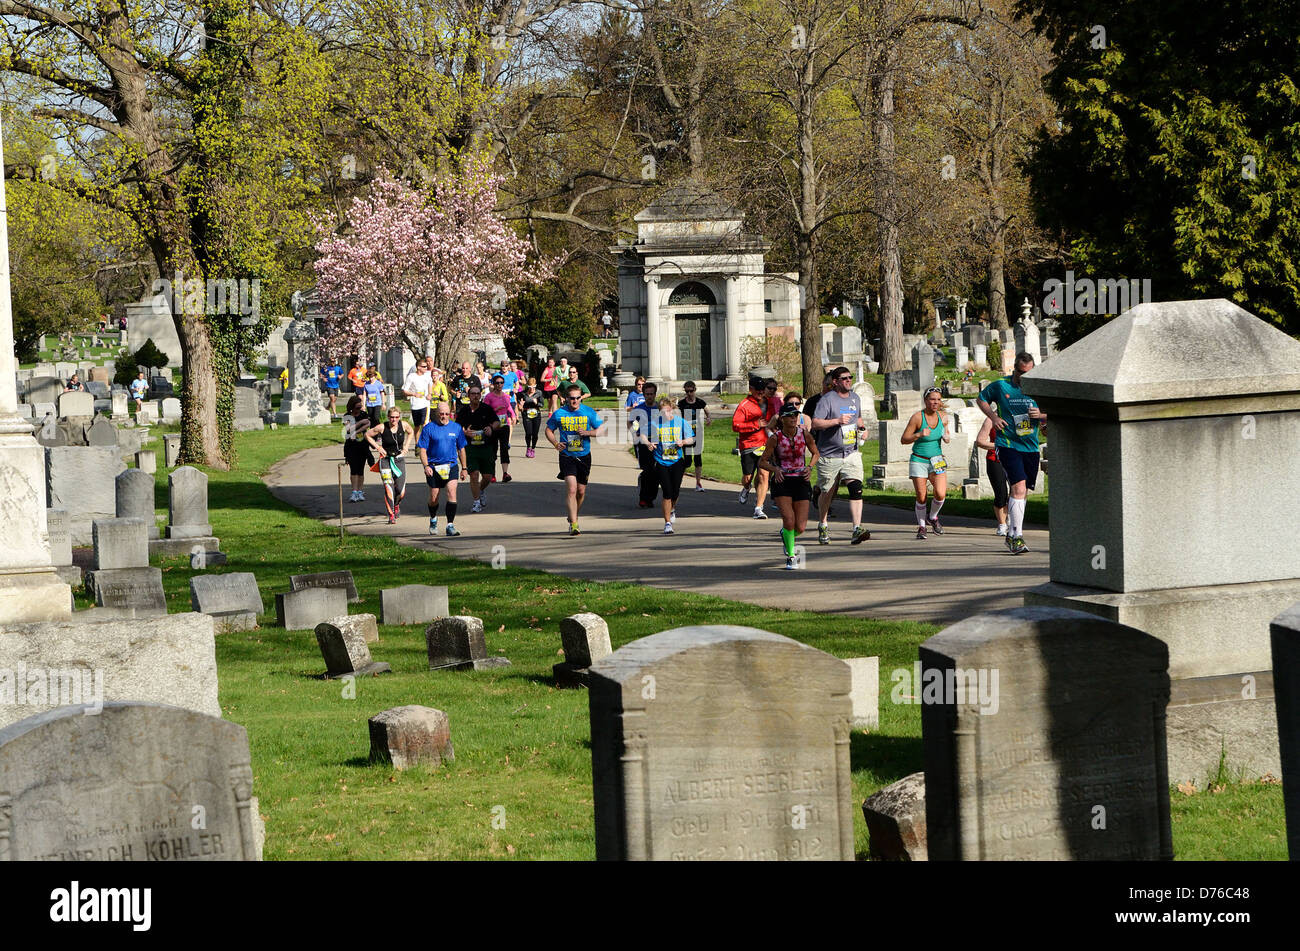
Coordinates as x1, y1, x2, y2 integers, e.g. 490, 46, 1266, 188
645, 275, 662, 379
725, 275, 742, 379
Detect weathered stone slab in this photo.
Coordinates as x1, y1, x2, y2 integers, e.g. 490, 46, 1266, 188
85, 416, 117, 446
115, 469, 159, 539
163, 433, 180, 467
135, 449, 157, 474
92, 517, 148, 570
425, 616, 486, 670
862, 772, 927, 861
0, 702, 259, 860
160, 396, 182, 420
315, 615, 390, 678
84, 566, 167, 616
166, 466, 212, 538
379, 584, 448, 625
45, 446, 125, 546
589, 625, 854, 861
369, 706, 454, 770
1272, 604, 1300, 860
25, 376, 62, 405
190, 572, 264, 618
290, 570, 360, 603
45, 508, 71, 567
0, 612, 220, 728
921, 607, 1171, 861
275, 586, 348, 631
57, 390, 94, 418
846, 656, 879, 730
561, 613, 611, 668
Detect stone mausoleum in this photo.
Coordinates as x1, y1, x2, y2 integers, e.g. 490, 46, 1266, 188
613, 184, 800, 390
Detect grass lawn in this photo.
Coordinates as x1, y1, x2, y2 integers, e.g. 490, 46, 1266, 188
106, 422, 1280, 860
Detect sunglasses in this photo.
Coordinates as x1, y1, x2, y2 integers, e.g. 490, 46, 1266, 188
566, 395, 581, 401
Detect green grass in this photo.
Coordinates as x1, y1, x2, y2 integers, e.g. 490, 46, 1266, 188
101, 424, 1280, 860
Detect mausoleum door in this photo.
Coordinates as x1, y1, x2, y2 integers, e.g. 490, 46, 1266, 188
675, 314, 712, 381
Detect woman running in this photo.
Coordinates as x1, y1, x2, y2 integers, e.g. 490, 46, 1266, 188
759, 404, 820, 570
642, 397, 695, 535
342, 395, 375, 503
541, 358, 560, 412
367, 406, 415, 523
975, 414, 1010, 537
519, 378, 544, 457
901, 386, 952, 539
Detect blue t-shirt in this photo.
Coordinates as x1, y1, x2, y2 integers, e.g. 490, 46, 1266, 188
651, 416, 694, 466
416, 420, 467, 464
979, 376, 1041, 453
547, 405, 604, 457
501, 371, 519, 400
323, 365, 343, 389
129, 378, 148, 399
626, 391, 646, 410
363, 379, 385, 408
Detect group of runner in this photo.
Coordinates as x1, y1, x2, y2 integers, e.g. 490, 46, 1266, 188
335, 347, 1045, 559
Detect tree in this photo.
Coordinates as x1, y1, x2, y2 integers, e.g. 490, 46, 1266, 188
313, 159, 551, 366
504, 284, 594, 355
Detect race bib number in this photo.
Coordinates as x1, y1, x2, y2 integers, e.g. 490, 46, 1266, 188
1014, 414, 1032, 436
662, 445, 679, 461
497, 414, 508, 424
434, 464, 451, 479
841, 424, 858, 447
470, 431, 484, 445
931, 455, 948, 474
567, 436, 582, 451
526, 409, 538, 419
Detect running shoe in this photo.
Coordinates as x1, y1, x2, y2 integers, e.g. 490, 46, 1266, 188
738, 487, 749, 504
502, 474, 512, 483
488, 475, 497, 484
445, 524, 460, 536
357, 492, 365, 501
1014, 536, 1029, 554
916, 527, 927, 540
394, 504, 400, 517
637, 500, 650, 509
348, 491, 359, 503
695, 485, 704, 492
478, 495, 487, 510
663, 523, 674, 535
1004, 533, 1017, 553
928, 518, 944, 535
569, 522, 581, 536
753, 507, 768, 520
784, 556, 797, 570
995, 524, 1008, 536
526, 448, 535, 458
670, 508, 676, 523
851, 525, 871, 545
428, 518, 438, 534
471, 499, 483, 513
818, 523, 830, 545
387, 514, 395, 524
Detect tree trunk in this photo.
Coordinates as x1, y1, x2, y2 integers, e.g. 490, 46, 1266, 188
874, 49, 906, 374
796, 87, 823, 391
987, 231, 1008, 330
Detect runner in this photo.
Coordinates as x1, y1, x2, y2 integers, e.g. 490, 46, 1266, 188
129, 371, 149, 413
320, 359, 344, 418
366, 406, 415, 524
362, 367, 386, 425
804, 371, 834, 513
731, 376, 778, 519
429, 366, 451, 411
565, 365, 590, 400
677, 381, 710, 492
630, 381, 660, 508
484, 374, 517, 483
977, 351, 1046, 554
901, 386, 952, 540
600, 311, 613, 338
342, 395, 374, 502
642, 397, 695, 534
811, 366, 870, 544
450, 362, 476, 406
541, 358, 560, 412
782, 391, 813, 433
455, 384, 499, 513
545, 383, 605, 535
625, 376, 647, 413
974, 414, 1010, 536
416, 401, 468, 536
759, 404, 820, 569
402, 357, 434, 429
519, 378, 544, 457
347, 360, 366, 395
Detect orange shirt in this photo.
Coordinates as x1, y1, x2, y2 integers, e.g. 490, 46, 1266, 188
732, 395, 778, 451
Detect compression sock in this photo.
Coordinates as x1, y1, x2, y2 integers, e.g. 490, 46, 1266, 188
781, 528, 797, 557
445, 502, 458, 523
1009, 497, 1026, 537
929, 498, 945, 520
428, 501, 438, 517
915, 502, 928, 527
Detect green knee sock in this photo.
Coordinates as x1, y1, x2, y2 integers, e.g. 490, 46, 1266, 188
781, 528, 797, 557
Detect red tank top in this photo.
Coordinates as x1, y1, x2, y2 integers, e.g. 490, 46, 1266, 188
775, 428, 809, 475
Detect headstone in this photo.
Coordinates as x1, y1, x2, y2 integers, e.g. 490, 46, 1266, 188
1000, 347, 1015, 374
275, 586, 348, 631
368, 706, 454, 770
275, 319, 331, 425
233, 386, 264, 432
1015, 318, 1041, 364
57, 390, 94, 418
846, 657, 879, 730
0, 702, 260, 860
888, 389, 922, 421
425, 616, 510, 671
55, 361, 77, 380
166, 466, 212, 538
190, 572, 265, 633
861, 773, 927, 861
1272, 604, 1300, 859
589, 625, 854, 861
164, 433, 181, 467
45, 508, 72, 567
160, 397, 182, 421
89, 365, 111, 384
92, 517, 148, 570
136, 449, 157, 474
911, 342, 935, 392
955, 345, 969, 369
84, 531, 167, 616
137, 405, 156, 427
379, 584, 448, 625
85, 416, 118, 447
44, 446, 125, 546
290, 570, 360, 603
921, 607, 1171, 860
973, 344, 987, 369
315, 615, 390, 678
25, 376, 62, 405
110, 390, 129, 418
555, 612, 613, 688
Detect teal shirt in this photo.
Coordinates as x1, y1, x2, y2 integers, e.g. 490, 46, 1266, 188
979, 376, 1040, 453
911, 411, 945, 460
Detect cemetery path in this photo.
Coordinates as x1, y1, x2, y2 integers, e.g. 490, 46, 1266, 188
265, 435, 1050, 625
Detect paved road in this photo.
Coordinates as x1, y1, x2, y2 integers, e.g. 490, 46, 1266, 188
265, 431, 1050, 625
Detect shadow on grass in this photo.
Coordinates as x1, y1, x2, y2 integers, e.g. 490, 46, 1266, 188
850, 731, 923, 786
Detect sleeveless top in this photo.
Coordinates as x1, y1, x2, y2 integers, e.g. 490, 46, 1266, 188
774, 428, 810, 476
911, 411, 945, 460
521, 391, 543, 419
380, 421, 403, 456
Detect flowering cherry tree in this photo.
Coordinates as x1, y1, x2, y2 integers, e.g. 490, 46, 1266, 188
312, 157, 550, 365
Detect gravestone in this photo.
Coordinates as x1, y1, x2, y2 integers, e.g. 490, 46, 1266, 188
425, 616, 510, 670
315, 616, 390, 678
868, 419, 912, 491
26, 376, 62, 405
164, 433, 180, 467
290, 570, 360, 603
160, 397, 182, 421
921, 607, 1171, 861
166, 466, 212, 538
89, 365, 111, 384
92, 517, 148, 570
369, 706, 454, 770
912, 342, 935, 392
57, 391, 94, 418
589, 625, 854, 861
1272, 604, 1300, 859
190, 572, 265, 633
0, 702, 260, 860
955, 345, 969, 369
136, 449, 157, 474
1022, 299, 1300, 782
275, 587, 347, 631
115, 469, 159, 540
85, 518, 166, 616
862, 773, 927, 861
846, 657, 879, 730
379, 584, 448, 625
110, 391, 129, 419
1015, 318, 1041, 364
85, 380, 110, 400
136, 405, 156, 426
973, 344, 987, 369
44, 446, 125, 546
275, 319, 331, 425
555, 612, 612, 688
45, 508, 79, 587
233, 386, 264, 432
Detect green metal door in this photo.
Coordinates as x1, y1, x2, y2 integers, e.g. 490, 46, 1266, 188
675, 314, 712, 380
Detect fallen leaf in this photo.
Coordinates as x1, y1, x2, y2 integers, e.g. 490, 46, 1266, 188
498, 624, 505, 632
506, 844, 516, 855
1176, 780, 1197, 796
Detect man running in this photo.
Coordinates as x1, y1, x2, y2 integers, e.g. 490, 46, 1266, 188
320, 359, 344, 418
732, 376, 779, 519
565, 365, 591, 400
810, 366, 870, 544
546, 383, 605, 535
450, 362, 477, 406
129, 371, 149, 413
677, 381, 710, 492
977, 351, 1046, 554
402, 357, 434, 429
804, 371, 834, 513
630, 380, 660, 508
417, 401, 468, 536
456, 384, 498, 513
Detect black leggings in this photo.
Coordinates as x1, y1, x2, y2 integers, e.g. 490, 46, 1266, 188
522, 414, 541, 449
495, 426, 512, 465
987, 457, 1009, 508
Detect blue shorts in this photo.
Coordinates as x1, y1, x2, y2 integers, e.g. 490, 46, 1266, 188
999, 446, 1039, 490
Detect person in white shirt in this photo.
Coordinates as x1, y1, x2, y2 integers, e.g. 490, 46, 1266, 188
601, 312, 613, 338
402, 357, 434, 429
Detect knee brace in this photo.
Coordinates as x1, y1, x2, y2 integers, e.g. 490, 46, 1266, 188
843, 479, 863, 500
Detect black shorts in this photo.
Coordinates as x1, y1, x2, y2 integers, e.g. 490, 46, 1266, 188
411, 406, 428, 429
655, 458, 687, 501
344, 439, 373, 477
741, 447, 764, 476
424, 462, 459, 488
559, 453, 593, 485
770, 474, 811, 502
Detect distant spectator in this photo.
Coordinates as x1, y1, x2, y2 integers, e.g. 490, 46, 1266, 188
64, 372, 84, 393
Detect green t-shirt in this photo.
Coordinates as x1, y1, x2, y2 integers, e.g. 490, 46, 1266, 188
979, 376, 1040, 453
